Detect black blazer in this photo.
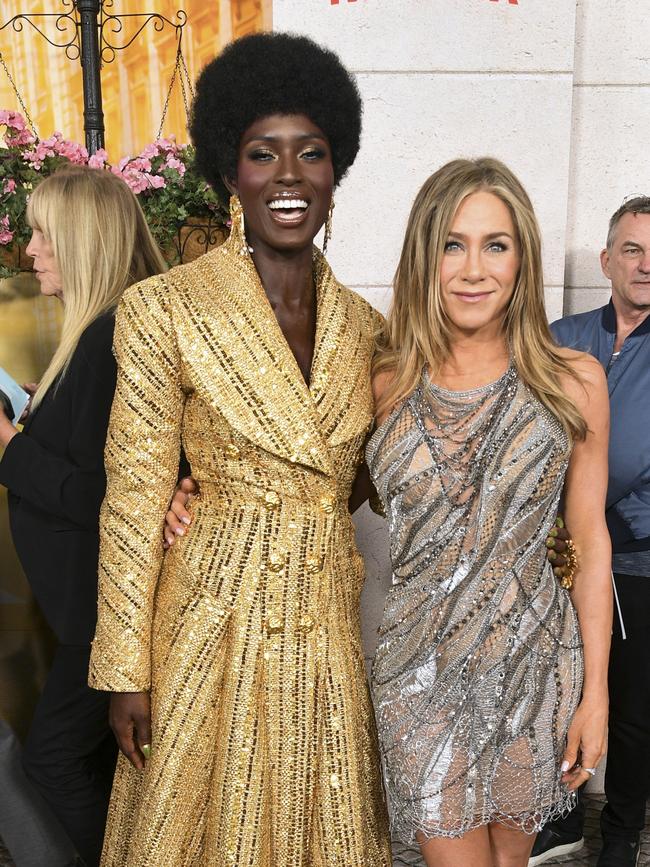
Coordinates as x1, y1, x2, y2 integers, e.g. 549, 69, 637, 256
0, 313, 116, 644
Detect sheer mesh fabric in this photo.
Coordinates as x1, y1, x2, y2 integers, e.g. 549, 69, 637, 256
367, 366, 582, 842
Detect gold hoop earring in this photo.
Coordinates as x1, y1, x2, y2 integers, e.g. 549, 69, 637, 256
229, 194, 252, 256
323, 199, 335, 254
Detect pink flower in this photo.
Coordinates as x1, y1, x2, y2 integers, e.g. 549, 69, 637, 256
155, 136, 179, 154
88, 148, 109, 169
112, 163, 166, 194
115, 168, 149, 194
0, 109, 36, 147
147, 174, 166, 189
0, 214, 14, 245
5, 127, 36, 147
131, 156, 152, 173
139, 143, 159, 160
164, 155, 186, 176
25, 132, 88, 169
3, 179, 16, 194
56, 137, 89, 164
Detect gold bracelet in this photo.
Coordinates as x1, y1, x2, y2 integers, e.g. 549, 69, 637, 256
557, 538, 578, 590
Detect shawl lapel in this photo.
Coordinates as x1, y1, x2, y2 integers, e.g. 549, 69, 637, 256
309, 250, 376, 448
170, 237, 333, 476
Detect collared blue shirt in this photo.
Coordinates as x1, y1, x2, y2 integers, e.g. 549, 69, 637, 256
551, 300, 650, 556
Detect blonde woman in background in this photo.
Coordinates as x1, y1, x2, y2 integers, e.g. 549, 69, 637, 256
0, 166, 166, 867
368, 158, 612, 867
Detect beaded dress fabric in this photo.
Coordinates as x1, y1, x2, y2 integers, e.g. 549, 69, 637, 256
366, 365, 583, 842
89, 228, 391, 866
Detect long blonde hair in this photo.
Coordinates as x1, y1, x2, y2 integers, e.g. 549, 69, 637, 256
28, 166, 167, 409
374, 157, 587, 441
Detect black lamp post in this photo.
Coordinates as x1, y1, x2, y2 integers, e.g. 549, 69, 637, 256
76, 0, 104, 153
0, 2, 186, 154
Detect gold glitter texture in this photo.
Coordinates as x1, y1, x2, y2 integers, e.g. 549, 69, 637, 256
89, 233, 390, 866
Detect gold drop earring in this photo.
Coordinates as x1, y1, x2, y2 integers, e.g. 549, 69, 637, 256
323, 199, 335, 254
229, 194, 252, 256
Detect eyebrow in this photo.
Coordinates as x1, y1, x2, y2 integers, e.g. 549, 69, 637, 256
447, 231, 515, 241
621, 240, 643, 247
243, 133, 328, 145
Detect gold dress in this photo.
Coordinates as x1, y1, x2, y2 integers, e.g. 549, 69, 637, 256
88, 232, 391, 867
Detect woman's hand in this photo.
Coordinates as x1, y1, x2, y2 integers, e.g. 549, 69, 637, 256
560, 691, 608, 791
19, 382, 38, 422
163, 476, 199, 548
0, 403, 18, 447
546, 515, 572, 579
109, 691, 152, 770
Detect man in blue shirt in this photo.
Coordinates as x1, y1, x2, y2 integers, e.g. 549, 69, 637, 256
530, 196, 650, 867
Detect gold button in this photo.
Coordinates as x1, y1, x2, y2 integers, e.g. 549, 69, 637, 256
263, 490, 280, 507
267, 552, 285, 572
265, 615, 284, 635
305, 557, 323, 574
298, 613, 316, 633
319, 495, 335, 514
225, 443, 240, 458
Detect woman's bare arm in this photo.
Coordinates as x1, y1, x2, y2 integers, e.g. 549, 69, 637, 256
560, 351, 612, 789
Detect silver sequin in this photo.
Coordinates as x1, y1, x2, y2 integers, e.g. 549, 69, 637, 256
367, 366, 583, 842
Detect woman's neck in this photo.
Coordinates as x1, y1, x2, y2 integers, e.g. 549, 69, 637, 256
251, 244, 314, 308
433, 335, 510, 391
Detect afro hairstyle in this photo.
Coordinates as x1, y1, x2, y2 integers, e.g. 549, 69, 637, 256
189, 32, 362, 203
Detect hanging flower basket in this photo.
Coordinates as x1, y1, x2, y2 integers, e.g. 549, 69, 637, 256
174, 216, 229, 264
0, 111, 229, 278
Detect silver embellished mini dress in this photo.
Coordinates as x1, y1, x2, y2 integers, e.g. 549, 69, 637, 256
367, 365, 583, 841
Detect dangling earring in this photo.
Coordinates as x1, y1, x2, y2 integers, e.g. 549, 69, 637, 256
229, 194, 253, 256
323, 199, 335, 254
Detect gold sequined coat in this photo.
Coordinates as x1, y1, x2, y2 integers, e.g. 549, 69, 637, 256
89, 234, 391, 867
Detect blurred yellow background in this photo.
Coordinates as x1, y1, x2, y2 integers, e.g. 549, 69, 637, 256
0, 0, 268, 736
0, 0, 271, 157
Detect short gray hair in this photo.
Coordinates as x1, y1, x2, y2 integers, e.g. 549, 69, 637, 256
607, 196, 650, 249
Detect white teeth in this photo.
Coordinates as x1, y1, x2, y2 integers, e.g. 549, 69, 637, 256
268, 199, 308, 210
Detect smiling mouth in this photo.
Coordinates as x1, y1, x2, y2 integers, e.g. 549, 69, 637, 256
267, 197, 309, 224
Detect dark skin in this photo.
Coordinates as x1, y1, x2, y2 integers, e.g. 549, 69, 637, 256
111, 114, 342, 770
229, 113, 335, 383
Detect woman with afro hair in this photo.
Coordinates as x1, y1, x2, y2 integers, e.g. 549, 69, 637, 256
89, 32, 392, 867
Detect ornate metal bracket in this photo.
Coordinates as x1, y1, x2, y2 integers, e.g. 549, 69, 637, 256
0, 1, 187, 154
0, 1, 80, 61
99, 5, 187, 65
173, 217, 228, 265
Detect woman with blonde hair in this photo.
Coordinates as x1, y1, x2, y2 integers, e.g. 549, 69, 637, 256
0, 165, 166, 867
368, 157, 612, 866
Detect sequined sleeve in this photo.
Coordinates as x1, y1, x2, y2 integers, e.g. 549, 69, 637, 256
89, 276, 183, 692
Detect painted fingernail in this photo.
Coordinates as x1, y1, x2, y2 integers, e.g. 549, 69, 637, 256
561, 760, 570, 773
556, 516, 565, 528
181, 516, 191, 525
548, 550, 557, 560
175, 527, 185, 536
141, 744, 151, 760
546, 538, 555, 548
550, 528, 558, 537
